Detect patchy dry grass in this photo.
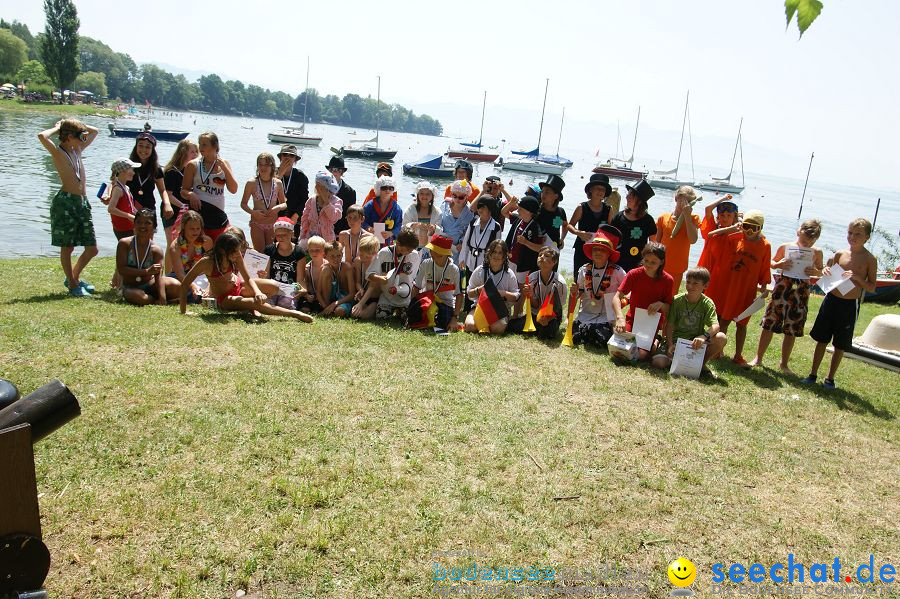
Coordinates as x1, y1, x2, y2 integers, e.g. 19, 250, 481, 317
0, 257, 897, 598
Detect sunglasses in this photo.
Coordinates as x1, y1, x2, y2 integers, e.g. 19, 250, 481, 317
452, 194, 468, 200
381, 186, 394, 191
329, 167, 346, 173
741, 223, 761, 232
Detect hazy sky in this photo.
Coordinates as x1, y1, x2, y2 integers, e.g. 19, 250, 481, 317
5, 0, 900, 189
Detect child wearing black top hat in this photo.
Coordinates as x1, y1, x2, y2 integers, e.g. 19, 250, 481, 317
536, 174, 568, 252
568, 173, 615, 274
501, 194, 545, 284
611, 179, 657, 273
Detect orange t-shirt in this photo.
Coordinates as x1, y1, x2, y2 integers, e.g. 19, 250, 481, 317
655, 211, 701, 277
443, 183, 481, 203
707, 233, 772, 322
697, 214, 723, 270
363, 188, 398, 205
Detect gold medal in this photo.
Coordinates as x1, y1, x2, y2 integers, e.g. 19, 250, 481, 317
138, 190, 143, 196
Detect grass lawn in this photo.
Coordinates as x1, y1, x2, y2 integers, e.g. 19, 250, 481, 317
0, 98, 117, 117
0, 257, 897, 598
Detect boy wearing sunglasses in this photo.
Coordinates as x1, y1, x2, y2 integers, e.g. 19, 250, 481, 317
705, 209, 772, 366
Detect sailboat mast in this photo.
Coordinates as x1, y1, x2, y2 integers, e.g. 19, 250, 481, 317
536, 78, 549, 154
674, 91, 688, 176
477, 90, 486, 148
555, 107, 565, 157
375, 75, 381, 148
726, 117, 743, 179
628, 106, 641, 167
301, 56, 310, 133
797, 152, 814, 221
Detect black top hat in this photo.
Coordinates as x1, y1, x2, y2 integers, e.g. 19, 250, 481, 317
517, 195, 541, 214
625, 179, 655, 203
538, 174, 566, 196
326, 156, 346, 171
584, 173, 612, 197
278, 144, 301, 160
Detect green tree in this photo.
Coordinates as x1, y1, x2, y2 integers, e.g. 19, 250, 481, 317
15, 59, 51, 85
1, 19, 36, 60
225, 79, 245, 114
293, 89, 322, 122
270, 91, 293, 117
73, 70, 106, 97
0, 29, 28, 78
41, 0, 80, 95
198, 73, 228, 112
342, 93, 364, 126
78, 37, 130, 99
140, 63, 169, 105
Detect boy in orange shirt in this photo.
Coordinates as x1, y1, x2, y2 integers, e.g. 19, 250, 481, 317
705, 210, 772, 366
655, 185, 701, 295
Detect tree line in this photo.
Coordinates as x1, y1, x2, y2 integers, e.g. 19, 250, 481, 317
1, 4, 442, 135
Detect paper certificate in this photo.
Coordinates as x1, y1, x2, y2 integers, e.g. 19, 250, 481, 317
242, 249, 270, 280
373, 222, 386, 241
669, 338, 704, 379
733, 295, 767, 323
632, 308, 662, 351
817, 264, 856, 296
604, 292, 617, 323
782, 247, 814, 280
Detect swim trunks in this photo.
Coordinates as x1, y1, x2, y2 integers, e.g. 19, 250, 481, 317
50, 190, 96, 247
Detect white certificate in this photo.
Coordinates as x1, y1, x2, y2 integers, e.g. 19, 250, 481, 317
604, 292, 617, 323
633, 308, 662, 351
373, 222, 386, 241
782, 247, 814, 280
817, 263, 856, 296
733, 294, 767, 323
242, 249, 270, 280
669, 338, 704, 379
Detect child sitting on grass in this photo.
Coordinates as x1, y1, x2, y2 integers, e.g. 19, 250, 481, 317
338, 205, 373, 264
519, 247, 567, 339
297, 236, 327, 313
319, 239, 356, 317
749, 219, 824, 373
261, 217, 305, 309
37, 118, 100, 296
359, 227, 421, 320
570, 227, 625, 348
105, 157, 142, 288
179, 229, 313, 322
704, 209, 772, 366
653, 267, 727, 377
117, 209, 181, 306
612, 241, 674, 361
801, 218, 877, 390
167, 210, 213, 302
464, 239, 520, 334
409, 234, 463, 332
350, 235, 382, 318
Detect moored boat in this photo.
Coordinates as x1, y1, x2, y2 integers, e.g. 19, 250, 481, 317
447, 148, 500, 162
267, 127, 322, 146
333, 76, 396, 160
107, 122, 188, 142
592, 160, 647, 180
501, 157, 566, 175
403, 155, 455, 178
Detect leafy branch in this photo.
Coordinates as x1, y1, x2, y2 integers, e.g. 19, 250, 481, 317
785, 0, 823, 37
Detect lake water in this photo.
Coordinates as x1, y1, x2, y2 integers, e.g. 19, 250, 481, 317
1, 109, 897, 273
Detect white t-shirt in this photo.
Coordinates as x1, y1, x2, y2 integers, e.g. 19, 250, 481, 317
458, 217, 501, 272
467, 264, 520, 315
575, 262, 625, 324
414, 258, 461, 308
527, 270, 567, 317
366, 246, 421, 307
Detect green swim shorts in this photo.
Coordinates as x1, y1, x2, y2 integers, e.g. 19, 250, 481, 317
50, 189, 97, 247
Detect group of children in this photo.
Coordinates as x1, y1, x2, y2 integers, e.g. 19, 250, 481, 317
38, 120, 879, 387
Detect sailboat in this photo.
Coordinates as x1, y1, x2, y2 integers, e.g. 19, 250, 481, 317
592, 106, 648, 180
509, 107, 573, 167
696, 117, 745, 194
332, 75, 397, 160
447, 90, 499, 162
267, 57, 322, 146
648, 91, 695, 190
501, 79, 567, 175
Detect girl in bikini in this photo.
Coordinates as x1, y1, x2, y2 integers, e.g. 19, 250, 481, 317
167, 210, 212, 301
241, 152, 287, 251
179, 231, 313, 322
319, 240, 356, 317
117, 209, 181, 306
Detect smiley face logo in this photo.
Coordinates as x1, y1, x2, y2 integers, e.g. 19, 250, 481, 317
668, 558, 696, 587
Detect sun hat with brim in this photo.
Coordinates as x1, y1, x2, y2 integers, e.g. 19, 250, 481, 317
584, 173, 613, 196
742, 209, 765, 229
517, 195, 541, 215
278, 144, 301, 160
597, 223, 623, 248
583, 232, 621, 263
374, 175, 395, 193
425, 234, 453, 257
111, 158, 142, 175
273, 217, 294, 231
315, 171, 340, 194
450, 179, 472, 197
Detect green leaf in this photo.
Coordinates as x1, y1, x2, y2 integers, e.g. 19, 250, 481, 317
785, 0, 823, 37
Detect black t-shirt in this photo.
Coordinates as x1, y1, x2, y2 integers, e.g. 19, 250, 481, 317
505, 216, 544, 273
128, 165, 165, 211
164, 168, 185, 208
537, 204, 567, 244
264, 242, 305, 284
333, 179, 358, 234
279, 167, 310, 220
611, 210, 657, 272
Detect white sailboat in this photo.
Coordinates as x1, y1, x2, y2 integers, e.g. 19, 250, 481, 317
648, 91, 696, 190
501, 79, 566, 175
592, 106, 648, 180
696, 117, 745, 194
268, 57, 322, 146
332, 75, 397, 159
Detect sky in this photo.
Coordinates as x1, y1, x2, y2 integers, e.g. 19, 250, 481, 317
4, 0, 900, 190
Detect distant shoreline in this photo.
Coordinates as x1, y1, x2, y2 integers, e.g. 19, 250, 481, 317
0, 98, 117, 117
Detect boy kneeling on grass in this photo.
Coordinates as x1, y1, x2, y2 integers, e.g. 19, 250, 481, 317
408, 234, 463, 332
357, 226, 421, 320
653, 267, 727, 378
